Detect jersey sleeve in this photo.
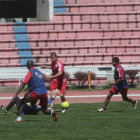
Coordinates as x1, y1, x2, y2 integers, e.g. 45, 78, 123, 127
57, 61, 64, 72
22, 72, 32, 84
117, 67, 124, 78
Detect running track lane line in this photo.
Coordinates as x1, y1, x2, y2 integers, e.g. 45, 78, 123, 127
1, 94, 140, 100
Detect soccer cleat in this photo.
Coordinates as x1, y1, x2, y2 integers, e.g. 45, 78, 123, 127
15, 119, 22, 122
15, 118, 22, 122
133, 100, 138, 110
47, 106, 53, 110
98, 108, 105, 112
1, 105, 7, 113
52, 111, 58, 121
61, 109, 66, 113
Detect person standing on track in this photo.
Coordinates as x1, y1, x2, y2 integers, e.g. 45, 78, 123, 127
88, 71, 91, 91
12, 60, 57, 122
41, 52, 67, 113
98, 57, 138, 112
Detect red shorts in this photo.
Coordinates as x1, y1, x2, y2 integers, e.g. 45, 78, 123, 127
50, 79, 67, 95
110, 86, 128, 95
30, 91, 48, 109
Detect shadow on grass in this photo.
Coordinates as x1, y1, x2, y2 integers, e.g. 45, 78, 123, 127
111, 110, 124, 113
25, 119, 45, 122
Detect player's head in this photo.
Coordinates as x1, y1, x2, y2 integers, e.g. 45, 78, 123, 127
112, 57, 120, 67
26, 60, 34, 70
51, 52, 57, 63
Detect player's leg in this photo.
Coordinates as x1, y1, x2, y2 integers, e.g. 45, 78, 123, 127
120, 88, 138, 109
39, 94, 58, 121
59, 81, 67, 113
48, 89, 60, 107
49, 80, 59, 108
1, 96, 21, 113
98, 86, 116, 112
103, 92, 113, 110
48, 90, 55, 108
15, 97, 21, 110
16, 92, 33, 122
49, 88, 66, 113
59, 81, 67, 102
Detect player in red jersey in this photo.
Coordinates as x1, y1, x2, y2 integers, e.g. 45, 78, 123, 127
41, 52, 67, 113
11, 60, 57, 122
98, 57, 138, 112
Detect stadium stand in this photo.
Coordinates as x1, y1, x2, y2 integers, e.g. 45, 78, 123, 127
0, 0, 140, 86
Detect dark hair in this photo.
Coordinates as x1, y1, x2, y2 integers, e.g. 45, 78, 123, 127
51, 52, 57, 57
26, 60, 34, 69
112, 57, 119, 63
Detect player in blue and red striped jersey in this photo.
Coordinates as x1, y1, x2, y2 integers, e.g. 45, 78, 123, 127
98, 57, 138, 112
11, 60, 57, 122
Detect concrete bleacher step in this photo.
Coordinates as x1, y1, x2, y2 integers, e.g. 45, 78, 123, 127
26, 20, 140, 31
64, 0, 140, 4
26, 28, 140, 39
0, 59, 139, 68
35, 59, 140, 67
0, 51, 139, 67
0, 23, 13, 32
54, 11, 140, 22
1, 24, 140, 41
30, 44, 140, 55
1, 43, 139, 56
56, 3, 140, 13
27, 36, 140, 47
1, 36, 140, 47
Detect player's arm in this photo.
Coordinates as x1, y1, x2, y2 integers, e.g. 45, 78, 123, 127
110, 67, 124, 85
110, 77, 124, 85
50, 71, 62, 79
14, 72, 32, 97
15, 83, 26, 97
41, 64, 51, 69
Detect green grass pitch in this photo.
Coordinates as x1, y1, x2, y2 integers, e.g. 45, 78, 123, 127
0, 101, 140, 140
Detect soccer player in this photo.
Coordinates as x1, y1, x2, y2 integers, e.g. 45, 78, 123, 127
98, 57, 138, 112
12, 60, 57, 122
1, 96, 54, 115
41, 52, 67, 113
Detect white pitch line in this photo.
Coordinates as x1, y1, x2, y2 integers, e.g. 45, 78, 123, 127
0, 94, 140, 100
64, 94, 140, 98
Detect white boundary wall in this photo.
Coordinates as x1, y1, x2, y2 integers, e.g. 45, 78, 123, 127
0, 65, 140, 85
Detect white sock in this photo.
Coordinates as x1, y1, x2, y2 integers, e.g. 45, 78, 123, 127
17, 116, 22, 121
50, 109, 54, 115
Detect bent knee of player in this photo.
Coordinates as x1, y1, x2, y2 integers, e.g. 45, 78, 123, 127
107, 93, 113, 100
122, 95, 128, 101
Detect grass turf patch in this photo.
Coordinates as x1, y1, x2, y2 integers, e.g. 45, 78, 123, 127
0, 101, 140, 140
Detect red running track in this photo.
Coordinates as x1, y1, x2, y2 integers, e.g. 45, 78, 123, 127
0, 89, 140, 106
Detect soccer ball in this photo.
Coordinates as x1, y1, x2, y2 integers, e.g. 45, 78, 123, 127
61, 101, 70, 109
